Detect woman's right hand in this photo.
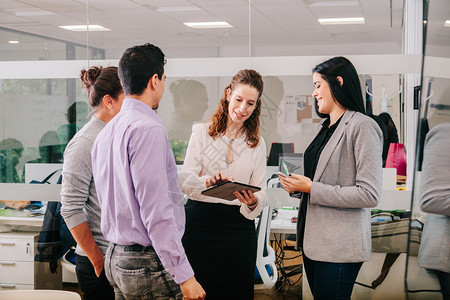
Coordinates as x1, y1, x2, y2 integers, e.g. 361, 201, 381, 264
279, 173, 312, 194
205, 172, 234, 188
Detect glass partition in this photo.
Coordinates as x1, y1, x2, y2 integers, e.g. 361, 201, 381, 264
0, 0, 430, 296
406, 0, 450, 299
0, 78, 87, 184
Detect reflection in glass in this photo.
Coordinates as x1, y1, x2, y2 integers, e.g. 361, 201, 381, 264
0, 78, 88, 187
407, 0, 450, 298
57, 101, 89, 153
166, 80, 209, 163
260, 76, 284, 153
0, 138, 24, 183
417, 122, 450, 299
0, 27, 104, 61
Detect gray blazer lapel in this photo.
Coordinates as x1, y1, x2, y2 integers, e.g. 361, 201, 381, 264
313, 110, 356, 181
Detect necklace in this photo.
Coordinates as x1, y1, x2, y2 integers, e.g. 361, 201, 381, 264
225, 126, 243, 165
226, 138, 233, 164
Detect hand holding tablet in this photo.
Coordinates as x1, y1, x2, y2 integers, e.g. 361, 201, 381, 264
201, 181, 261, 201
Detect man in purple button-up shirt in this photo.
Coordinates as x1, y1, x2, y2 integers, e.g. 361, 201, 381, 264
92, 43, 205, 300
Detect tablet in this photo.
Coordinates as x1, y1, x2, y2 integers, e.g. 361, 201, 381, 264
201, 181, 261, 201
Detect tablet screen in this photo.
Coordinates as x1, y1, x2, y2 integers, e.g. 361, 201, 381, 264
201, 181, 261, 201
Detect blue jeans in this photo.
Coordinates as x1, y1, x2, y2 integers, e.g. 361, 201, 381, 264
105, 243, 182, 300
303, 254, 363, 300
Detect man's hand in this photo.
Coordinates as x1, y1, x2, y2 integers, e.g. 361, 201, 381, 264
69, 222, 105, 277
180, 276, 206, 300
91, 251, 105, 277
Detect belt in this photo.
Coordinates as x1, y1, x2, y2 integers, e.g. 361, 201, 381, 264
114, 244, 154, 252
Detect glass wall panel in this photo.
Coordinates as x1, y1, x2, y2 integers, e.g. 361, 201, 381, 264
251, 0, 404, 57
0, 0, 425, 295
0, 27, 103, 61
0, 78, 88, 184
82, 0, 406, 59
406, 0, 450, 299
157, 72, 403, 166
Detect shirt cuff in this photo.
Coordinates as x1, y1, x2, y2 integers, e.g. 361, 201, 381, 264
165, 258, 195, 284
62, 211, 88, 230
240, 192, 265, 220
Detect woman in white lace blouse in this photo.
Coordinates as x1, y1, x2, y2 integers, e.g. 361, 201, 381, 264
179, 69, 268, 300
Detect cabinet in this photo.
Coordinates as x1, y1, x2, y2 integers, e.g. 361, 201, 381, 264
0, 231, 62, 291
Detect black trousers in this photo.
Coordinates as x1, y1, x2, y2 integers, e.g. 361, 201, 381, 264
75, 254, 115, 300
182, 200, 257, 300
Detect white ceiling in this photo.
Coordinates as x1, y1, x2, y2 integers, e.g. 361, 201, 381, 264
0, 0, 448, 58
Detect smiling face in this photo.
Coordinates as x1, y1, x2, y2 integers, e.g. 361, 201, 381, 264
227, 84, 259, 126
312, 72, 337, 115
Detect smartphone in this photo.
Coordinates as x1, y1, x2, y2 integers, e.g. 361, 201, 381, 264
276, 171, 288, 178
281, 161, 290, 176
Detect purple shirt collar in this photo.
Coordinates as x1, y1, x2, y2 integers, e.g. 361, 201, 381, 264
121, 97, 162, 123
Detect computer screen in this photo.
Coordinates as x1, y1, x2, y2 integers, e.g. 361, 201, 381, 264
278, 153, 303, 175
267, 143, 294, 166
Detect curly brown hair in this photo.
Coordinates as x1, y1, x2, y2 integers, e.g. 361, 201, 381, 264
208, 69, 263, 148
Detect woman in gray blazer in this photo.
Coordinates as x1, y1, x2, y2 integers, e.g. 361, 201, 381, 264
280, 56, 383, 300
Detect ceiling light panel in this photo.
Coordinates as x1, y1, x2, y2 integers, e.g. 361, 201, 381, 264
132, 0, 190, 6
318, 17, 365, 25
445, 20, 450, 27
308, 1, 359, 7
59, 25, 111, 31
184, 21, 233, 29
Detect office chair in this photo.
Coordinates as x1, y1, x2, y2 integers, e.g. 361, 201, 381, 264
255, 205, 278, 289
61, 247, 76, 275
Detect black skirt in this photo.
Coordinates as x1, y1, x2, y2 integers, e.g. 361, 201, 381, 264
182, 200, 257, 300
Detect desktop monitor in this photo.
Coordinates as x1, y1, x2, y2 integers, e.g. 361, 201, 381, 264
278, 153, 303, 175
267, 143, 294, 166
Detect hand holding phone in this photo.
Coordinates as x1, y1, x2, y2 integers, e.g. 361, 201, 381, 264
276, 171, 288, 178
281, 161, 290, 176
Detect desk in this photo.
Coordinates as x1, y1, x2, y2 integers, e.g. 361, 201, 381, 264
0, 231, 62, 291
268, 208, 302, 295
0, 209, 43, 233
270, 208, 297, 235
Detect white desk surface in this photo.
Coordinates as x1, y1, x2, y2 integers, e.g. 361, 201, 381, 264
0, 209, 44, 232
270, 208, 297, 234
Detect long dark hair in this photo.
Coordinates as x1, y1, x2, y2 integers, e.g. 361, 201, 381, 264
208, 69, 263, 148
313, 56, 365, 118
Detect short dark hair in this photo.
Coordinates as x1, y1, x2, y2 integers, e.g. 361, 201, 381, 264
118, 43, 166, 96
313, 56, 365, 118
